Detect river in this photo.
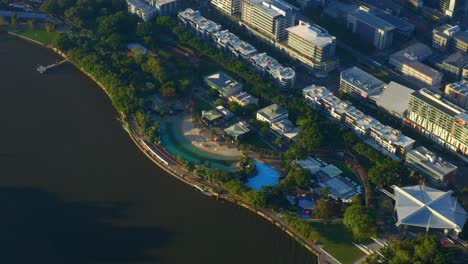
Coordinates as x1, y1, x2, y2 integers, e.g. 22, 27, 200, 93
0, 33, 317, 264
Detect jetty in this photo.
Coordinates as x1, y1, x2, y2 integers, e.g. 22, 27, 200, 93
37, 59, 68, 74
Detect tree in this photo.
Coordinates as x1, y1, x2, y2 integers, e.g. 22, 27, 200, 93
284, 166, 311, 189
214, 98, 224, 106
320, 186, 330, 198
297, 115, 324, 153
0, 16, 5, 26
45, 22, 56, 32
312, 199, 340, 220
40, 0, 59, 15
10, 13, 18, 27
27, 19, 35, 30
260, 125, 270, 135
368, 159, 409, 187
142, 57, 167, 83
343, 204, 376, 241
274, 137, 282, 147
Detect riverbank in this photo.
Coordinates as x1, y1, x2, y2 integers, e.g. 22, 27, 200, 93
10, 32, 338, 264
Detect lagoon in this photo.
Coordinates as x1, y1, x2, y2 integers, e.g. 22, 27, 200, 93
246, 161, 281, 191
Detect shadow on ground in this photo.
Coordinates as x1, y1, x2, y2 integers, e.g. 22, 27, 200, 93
0, 187, 172, 264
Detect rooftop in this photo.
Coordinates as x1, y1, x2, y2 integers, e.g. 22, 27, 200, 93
251, 53, 295, 80
394, 185, 467, 232
453, 30, 468, 43
271, 119, 299, 139
224, 121, 251, 138
341, 66, 386, 95
320, 164, 343, 178
407, 146, 458, 177
357, 0, 401, 14
433, 24, 461, 38
246, 0, 294, 17
390, 42, 432, 62
204, 71, 240, 90
127, 0, 156, 12
371, 8, 414, 33
294, 157, 323, 174
348, 8, 395, 31
257, 104, 288, 121
324, 177, 356, 200
446, 80, 468, 95
202, 109, 223, 121
286, 23, 336, 48
376, 81, 414, 117
178, 8, 201, 20
443, 52, 468, 68
229, 92, 258, 105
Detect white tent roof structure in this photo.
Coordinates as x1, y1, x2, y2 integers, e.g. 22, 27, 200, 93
394, 185, 467, 233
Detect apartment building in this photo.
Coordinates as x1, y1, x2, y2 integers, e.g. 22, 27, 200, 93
126, 0, 157, 21
178, 8, 296, 89
212, 30, 258, 60
150, 0, 178, 16
204, 71, 243, 98
303, 85, 415, 157
445, 80, 468, 111
178, 9, 222, 38
250, 53, 296, 87
339, 66, 386, 99
241, 0, 295, 41
406, 88, 468, 156
210, 0, 242, 16
347, 6, 395, 50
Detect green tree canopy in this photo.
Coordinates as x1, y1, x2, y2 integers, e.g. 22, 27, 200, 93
368, 159, 409, 187
343, 203, 376, 241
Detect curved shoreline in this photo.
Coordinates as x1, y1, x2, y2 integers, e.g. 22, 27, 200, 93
10, 32, 340, 264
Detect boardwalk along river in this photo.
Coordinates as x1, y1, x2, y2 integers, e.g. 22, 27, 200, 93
0, 34, 317, 264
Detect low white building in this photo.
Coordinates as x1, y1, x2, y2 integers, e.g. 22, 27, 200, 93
256, 104, 288, 125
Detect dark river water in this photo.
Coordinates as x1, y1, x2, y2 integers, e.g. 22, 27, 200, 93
0, 34, 317, 264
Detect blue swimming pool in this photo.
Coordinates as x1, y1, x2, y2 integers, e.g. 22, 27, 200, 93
246, 161, 281, 191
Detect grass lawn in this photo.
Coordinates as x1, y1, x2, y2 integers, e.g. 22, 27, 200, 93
14, 29, 59, 45
311, 222, 364, 264
242, 133, 273, 150
194, 96, 213, 112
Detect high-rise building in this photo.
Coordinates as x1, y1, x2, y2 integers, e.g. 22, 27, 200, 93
445, 80, 468, 111
406, 88, 468, 156
440, 0, 457, 17
210, 0, 242, 16
340, 66, 386, 99
347, 6, 395, 50
286, 21, 336, 63
241, 0, 296, 41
